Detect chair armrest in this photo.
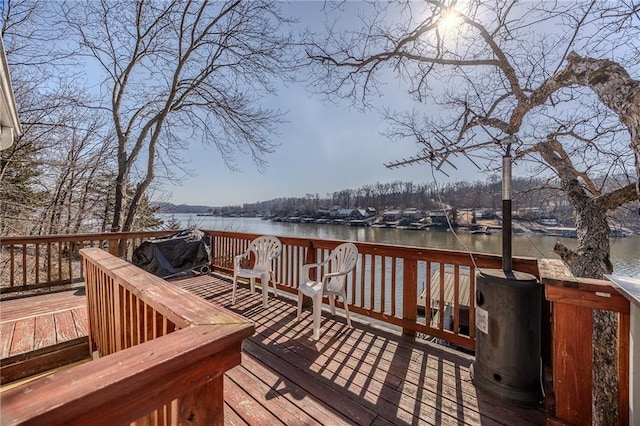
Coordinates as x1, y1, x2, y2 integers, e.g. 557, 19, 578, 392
233, 249, 251, 268
322, 270, 349, 284
301, 258, 329, 283
301, 263, 316, 283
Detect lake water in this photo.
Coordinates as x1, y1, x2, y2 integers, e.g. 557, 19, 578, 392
159, 214, 640, 277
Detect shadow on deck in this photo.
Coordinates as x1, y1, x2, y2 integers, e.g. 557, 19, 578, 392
174, 273, 545, 425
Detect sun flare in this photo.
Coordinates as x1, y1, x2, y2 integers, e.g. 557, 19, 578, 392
438, 9, 463, 32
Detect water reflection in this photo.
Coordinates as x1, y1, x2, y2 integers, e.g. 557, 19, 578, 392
161, 214, 640, 276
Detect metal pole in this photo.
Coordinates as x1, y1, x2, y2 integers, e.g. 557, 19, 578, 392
502, 150, 512, 272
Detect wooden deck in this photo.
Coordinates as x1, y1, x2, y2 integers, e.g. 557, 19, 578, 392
1, 274, 545, 425
176, 273, 545, 425
0, 289, 90, 384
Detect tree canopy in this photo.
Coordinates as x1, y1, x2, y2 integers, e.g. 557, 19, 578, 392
305, 0, 639, 278
1, 0, 297, 235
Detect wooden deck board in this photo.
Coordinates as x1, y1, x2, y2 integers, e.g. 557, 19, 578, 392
33, 315, 56, 350
0, 289, 88, 359
9, 317, 35, 357
53, 310, 79, 343
72, 307, 89, 336
223, 402, 249, 426
0, 322, 15, 358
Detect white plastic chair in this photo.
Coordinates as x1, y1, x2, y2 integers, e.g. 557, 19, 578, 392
233, 235, 282, 308
297, 242, 358, 340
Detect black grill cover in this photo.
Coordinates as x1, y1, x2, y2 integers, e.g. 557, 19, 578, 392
132, 229, 210, 277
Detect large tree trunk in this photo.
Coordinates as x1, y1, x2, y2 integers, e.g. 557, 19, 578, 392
535, 137, 620, 425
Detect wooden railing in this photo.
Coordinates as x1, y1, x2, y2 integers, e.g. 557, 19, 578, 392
540, 259, 630, 426
0, 229, 632, 425
0, 231, 175, 294
206, 230, 539, 350
0, 247, 254, 425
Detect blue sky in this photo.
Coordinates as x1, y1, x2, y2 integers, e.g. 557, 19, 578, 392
159, 2, 493, 207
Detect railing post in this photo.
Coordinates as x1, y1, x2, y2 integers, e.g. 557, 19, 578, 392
403, 258, 417, 337
304, 240, 317, 271
549, 296, 593, 424
178, 375, 224, 425
108, 239, 119, 257
541, 260, 631, 425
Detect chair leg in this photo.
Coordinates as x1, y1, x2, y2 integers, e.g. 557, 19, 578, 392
297, 292, 303, 320
343, 293, 352, 328
270, 272, 277, 298
232, 275, 237, 305
249, 278, 255, 293
329, 294, 336, 315
261, 272, 269, 309
312, 294, 322, 340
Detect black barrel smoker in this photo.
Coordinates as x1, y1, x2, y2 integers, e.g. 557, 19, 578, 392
132, 229, 210, 278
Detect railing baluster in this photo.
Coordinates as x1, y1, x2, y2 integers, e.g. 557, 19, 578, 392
47, 242, 52, 283
9, 244, 15, 287
425, 261, 432, 326
68, 242, 74, 283
391, 257, 397, 317
35, 243, 40, 284
57, 242, 62, 282
369, 255, 375, 310
22, 243, 27, 287
453, 264, 460, 336
438, 263, 445, 331
130, 290, 136, 348
358, 251, 364, 308
380, 256, 386, 315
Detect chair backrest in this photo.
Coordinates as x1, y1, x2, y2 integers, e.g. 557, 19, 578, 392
325, 243, 358, 292
249, 235, 282, 270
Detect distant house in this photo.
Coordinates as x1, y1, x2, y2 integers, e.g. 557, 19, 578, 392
0, 38, 22, 151
382, 210, 402, 222
402, 208, 422, 221
330, 208, 356, 219
354, 208, 377, 219
429, 210, 454, 227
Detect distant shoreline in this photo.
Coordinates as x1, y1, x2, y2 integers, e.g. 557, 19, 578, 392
156, 213, 640, 277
